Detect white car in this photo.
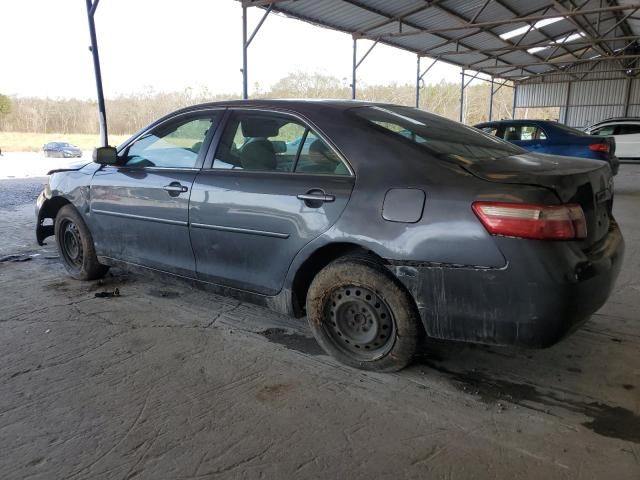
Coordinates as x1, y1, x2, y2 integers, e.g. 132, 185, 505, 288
586, 118, 640, 160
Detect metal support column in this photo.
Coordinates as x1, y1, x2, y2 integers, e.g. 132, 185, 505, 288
241, 4, 272, 100
351, 38, 378, 100
562, 82, 572, 124
352, 39, 357, 100
459, 69, 465, 123
415, 56, 420, 108
242, 6, 248, 99
85, 0, 108, 147
512, 83, 518, 119
415, 56, 438, 109
624, 77, 633, 117
489, 77, 494, 121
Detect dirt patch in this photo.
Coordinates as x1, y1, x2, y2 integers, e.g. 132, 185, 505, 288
423, 360, 640, 444
256, 383, 294, 402
259, 328, 324, 356
147, 289, 181, 299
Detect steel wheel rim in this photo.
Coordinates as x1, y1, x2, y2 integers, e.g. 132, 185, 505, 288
323, 286, 396, 360
60, 220, 83, 269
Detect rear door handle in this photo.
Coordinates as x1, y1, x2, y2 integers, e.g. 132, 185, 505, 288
297, 192, 335, 203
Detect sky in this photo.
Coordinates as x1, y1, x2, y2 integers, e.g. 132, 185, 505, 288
0, 0, 462, 100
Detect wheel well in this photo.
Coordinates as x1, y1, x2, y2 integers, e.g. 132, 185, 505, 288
40, 196, 71, 221
290, 243, 385, 317
37, 196, 72, 245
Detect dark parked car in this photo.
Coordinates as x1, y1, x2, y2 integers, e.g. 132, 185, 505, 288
43, 141, 83, 158
35, 100, 624, 371
475, 120, 619, 175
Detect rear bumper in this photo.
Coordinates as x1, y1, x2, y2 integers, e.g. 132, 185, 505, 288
390, 220, 625, 347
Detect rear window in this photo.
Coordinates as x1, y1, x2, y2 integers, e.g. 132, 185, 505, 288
548, 122, 588, 136
350, 106, 524, 160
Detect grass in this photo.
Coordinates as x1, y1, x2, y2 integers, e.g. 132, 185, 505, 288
0, 132, 131, 152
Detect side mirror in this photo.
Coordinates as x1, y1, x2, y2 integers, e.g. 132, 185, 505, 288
92, 146, 118, 165
272, 140, 287, 154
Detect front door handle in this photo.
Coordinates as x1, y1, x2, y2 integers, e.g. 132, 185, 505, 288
162, 182, 188, 196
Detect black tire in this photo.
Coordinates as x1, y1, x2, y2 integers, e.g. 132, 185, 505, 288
306, 256, 421, 372
54, 204, 108, 281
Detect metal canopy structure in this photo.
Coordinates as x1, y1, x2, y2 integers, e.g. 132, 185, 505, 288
84, 1, 640, 146
241, 0, 640, 83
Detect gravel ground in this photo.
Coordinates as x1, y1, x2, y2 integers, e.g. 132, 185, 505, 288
0, 165, 638, 479
0, 177, 47, 210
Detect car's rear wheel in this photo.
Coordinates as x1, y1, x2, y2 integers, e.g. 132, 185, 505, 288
306, 256, 421, 372
54, 205, 108, 281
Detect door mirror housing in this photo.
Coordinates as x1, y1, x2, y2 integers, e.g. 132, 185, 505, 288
93, 146, 119, 165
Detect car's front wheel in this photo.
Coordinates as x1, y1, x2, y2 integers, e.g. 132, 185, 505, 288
54, 205, 108, 280
306, 256, 421, 372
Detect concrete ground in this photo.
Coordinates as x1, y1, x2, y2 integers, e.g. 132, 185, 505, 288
0, 160, 638, 479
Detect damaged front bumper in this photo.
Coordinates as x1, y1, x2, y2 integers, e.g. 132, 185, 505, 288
35, 188, 54, 245
390, 220, 625, 348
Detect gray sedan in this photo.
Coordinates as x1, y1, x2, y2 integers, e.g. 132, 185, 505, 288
35, 100, 624, 372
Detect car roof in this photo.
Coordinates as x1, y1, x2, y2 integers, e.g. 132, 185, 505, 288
169, 99, 397, 116
589, 117, 640, 127
475, 119, 556, 126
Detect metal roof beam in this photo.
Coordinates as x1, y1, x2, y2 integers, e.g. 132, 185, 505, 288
473, 54, 640, 70
418, 35, 640, 57
342, 0, 542, 77
353, 4, 640, 38
434, 2, 581, 80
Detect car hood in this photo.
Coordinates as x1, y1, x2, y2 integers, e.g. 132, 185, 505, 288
47, 160, 92, 175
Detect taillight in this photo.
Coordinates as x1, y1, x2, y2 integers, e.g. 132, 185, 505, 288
472, 202, 587, 240
589, 143, 609, 153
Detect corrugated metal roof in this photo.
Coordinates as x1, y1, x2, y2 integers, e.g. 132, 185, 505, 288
242, 0, 640, 82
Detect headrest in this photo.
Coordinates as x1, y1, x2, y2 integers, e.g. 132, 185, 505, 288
240, 140, 277, 170
309, 139, 329, 156
241, 118, 281, 138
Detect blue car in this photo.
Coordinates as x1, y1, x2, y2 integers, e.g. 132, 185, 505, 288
475, 120, 619, 175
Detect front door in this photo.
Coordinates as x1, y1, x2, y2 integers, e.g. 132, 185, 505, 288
189, 109, 355, 295
89, 110, 222, 276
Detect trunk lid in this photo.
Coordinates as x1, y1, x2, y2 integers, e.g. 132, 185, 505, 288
464, 152, 614, 246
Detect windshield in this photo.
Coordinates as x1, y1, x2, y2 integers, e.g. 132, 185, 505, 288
350, 105, 525, 160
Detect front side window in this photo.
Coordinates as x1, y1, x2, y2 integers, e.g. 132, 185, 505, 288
213, 111, 349, 175
124, 113, 218, 168
591, 125, 616, 136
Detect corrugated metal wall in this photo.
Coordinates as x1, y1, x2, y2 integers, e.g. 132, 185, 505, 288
515, 62, 637, 128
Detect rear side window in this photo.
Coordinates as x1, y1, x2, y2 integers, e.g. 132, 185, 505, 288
503, 125, 546, 141
213, 111, 350, 175
350, 106, 524, 160
616, 124, 640, 135
296, 131, 349, 175
479, 126, 498, 136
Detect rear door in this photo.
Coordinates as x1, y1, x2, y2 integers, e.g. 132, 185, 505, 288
90, 109, 223, 277
189, 109, 355, 295
613, 124, 640, 158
